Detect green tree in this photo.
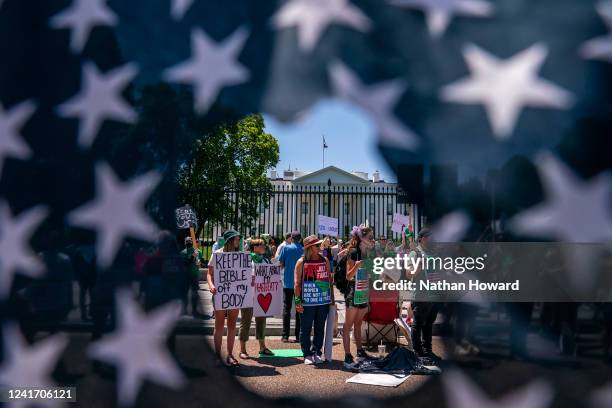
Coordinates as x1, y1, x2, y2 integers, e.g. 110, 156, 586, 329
177, 113, 279, 236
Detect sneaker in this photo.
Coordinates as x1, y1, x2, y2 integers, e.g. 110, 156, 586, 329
281, 337, 290, 343
312, 354, 323, 365
424, 350, 442, 361
357, 349, 376, 361
304, 356, 314, 365
343, 353, 356, 370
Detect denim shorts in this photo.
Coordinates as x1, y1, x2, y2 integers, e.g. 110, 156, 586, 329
344, 282, 368, 309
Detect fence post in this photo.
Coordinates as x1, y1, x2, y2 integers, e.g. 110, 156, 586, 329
327, 178, 332, 217
233, 190, 239, 231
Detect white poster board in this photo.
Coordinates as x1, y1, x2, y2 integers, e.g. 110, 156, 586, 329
253, 263, 283, 317
346, 373, 410, 387
318, 215, 339, 237
211, 252, 253, 310
391, 213, 410, 234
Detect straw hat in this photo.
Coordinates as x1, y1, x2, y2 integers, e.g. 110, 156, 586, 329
302, 234, 323, 250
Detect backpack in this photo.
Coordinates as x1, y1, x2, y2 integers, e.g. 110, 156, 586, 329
334, 248, 360, 295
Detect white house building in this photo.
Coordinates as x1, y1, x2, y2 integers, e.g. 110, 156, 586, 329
251, 166, 418, 239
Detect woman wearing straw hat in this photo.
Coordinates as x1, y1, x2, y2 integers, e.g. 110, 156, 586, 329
207, 229, 242, 367
294, 235, 334, 365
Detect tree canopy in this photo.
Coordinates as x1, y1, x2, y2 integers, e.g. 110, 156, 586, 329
177, 113, 279, 236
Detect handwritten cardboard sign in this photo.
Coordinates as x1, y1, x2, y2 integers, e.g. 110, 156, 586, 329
391, 213, 410, 234
317, 215, 339, 237
253, 263, 283, 317
211, 252, 253, 310
175, 205, 197, 229
302, 262, 331, 306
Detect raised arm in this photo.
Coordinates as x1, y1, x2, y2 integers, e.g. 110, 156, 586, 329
346, 255, 362, 280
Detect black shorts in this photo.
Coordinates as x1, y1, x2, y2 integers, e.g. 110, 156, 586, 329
344, 282, 368, 309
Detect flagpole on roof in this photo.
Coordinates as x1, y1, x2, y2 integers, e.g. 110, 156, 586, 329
322, 135, 328, 169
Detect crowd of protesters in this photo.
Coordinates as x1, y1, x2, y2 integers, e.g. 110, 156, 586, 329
9, 223, 612, 371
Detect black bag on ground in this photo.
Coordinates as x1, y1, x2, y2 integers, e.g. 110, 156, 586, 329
357, 347, 441, 375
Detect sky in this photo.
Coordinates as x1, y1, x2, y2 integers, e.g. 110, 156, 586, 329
263, 98, 397, 182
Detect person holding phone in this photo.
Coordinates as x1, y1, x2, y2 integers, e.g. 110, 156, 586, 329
343, 225, 376, 369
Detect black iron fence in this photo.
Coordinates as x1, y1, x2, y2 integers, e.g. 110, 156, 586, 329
197, 184, 419, 244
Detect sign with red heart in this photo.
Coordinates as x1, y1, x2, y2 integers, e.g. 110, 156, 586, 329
253, 263, 282, 317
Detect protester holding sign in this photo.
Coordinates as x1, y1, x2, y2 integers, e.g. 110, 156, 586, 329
343, 225, 376, 370
238, 239, 274, 358
294, 235, 334, 365
180, 237, 200, 317
207, 229, 244, 367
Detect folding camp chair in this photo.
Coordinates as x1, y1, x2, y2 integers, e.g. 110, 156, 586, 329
364, 290, 400, 348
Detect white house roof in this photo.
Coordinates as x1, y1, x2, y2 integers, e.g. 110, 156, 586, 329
292, 166, 369, 184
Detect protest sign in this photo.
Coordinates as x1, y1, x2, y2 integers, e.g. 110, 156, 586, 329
175, 205, 197, 229
211, 252, 253, 310
317, 215, 338, 237
302, 262, 331, 306
253, 263, 283, 317
391, 213, 410, 234
354, 268, 370, 305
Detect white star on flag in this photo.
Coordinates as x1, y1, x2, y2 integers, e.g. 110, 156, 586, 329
432, 210, 470, 242
440, 43, 574, 139
329, 61, 420, 150
0, 325, 68, 408
443, 369, 553, 408
164, 28, 250, 114
510, 152, 612, 243
388, 0, 493, 37
88, 289, 185, 406
271, 0, 371, 52
0, 202, 48, 298
171, 0, 194, 20
67, 163, 161, 268
580, 1, 612, 62
49, 0, 118, 53
57, 62, 138, 149
0, 100, 36, 178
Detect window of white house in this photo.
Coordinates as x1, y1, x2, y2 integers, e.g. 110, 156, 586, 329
301, 202, 309, 214
277, 201, 284, 214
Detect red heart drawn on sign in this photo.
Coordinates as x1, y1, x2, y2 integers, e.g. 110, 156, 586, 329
257, 293, 273, 313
